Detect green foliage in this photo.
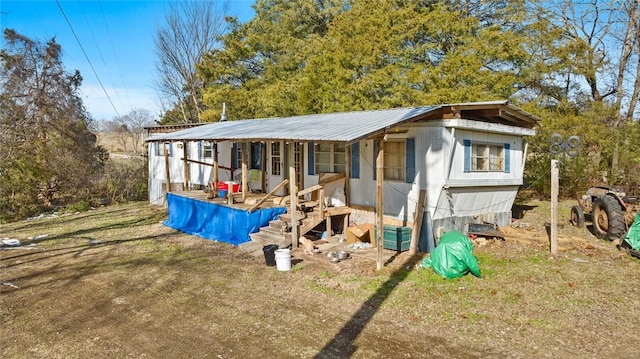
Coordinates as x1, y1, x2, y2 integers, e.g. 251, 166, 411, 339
97, 158, 149, 204
0, 30, 108, 218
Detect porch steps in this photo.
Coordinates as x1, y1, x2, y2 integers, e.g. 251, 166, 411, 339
239, 206, 338, 258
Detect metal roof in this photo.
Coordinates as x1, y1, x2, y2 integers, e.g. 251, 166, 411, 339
146, 101, 539, 144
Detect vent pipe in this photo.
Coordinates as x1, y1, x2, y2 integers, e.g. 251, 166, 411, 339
220, 102, 227, 122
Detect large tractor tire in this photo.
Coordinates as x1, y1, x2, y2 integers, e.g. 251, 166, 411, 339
591, 195, 626, 241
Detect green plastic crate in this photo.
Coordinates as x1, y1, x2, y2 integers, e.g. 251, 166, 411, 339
375, 225, 412, 251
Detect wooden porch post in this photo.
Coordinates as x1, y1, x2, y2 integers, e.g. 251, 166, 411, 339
164, 146, 172, 193
213, 142, 219, 191
242, 142, 248, 201
375, 137, 384, 271
289, 165, 299, 248
182, 141, 189, 190
345, 144, 351, 206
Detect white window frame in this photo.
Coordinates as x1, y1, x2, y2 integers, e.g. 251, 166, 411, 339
156, 142, 172, 157
271, 142, 281, 176
315, 143, 345, 174
471, 143, 504, 172
384, 139, 406, 181
203, 141, 214, 159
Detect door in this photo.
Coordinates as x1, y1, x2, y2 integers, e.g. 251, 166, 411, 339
284, 142, 304, 194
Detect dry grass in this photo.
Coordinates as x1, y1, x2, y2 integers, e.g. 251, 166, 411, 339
1, 200, 640, 358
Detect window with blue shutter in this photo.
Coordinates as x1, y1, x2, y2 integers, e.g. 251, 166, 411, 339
308, 141, 315, 175
463, 139, 471, 173
232, 143, 238, 169
405, 138, 415, 183
351, 142, 360, 178
504, 143, 510, 173
198, 140, 203, 159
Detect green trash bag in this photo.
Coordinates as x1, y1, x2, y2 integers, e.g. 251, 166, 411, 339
624, 214, 640, 251
422, 231, 481, 279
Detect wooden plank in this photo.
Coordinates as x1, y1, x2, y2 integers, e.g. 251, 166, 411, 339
375, 137, 384, 270
183, 141, 189, 190
213, 142, 219, 190
345, 145, 351, 206
409, 190, 427, 255
181, 157, 232, 171
164, 148, 171, 193
247, 179, 289, 213
242, 142, 248, 201
289, 166, 299, 248
297, 184, 323, 197
318, 172, 346, 185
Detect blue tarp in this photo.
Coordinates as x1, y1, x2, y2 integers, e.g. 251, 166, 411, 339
163, 193, 287, 245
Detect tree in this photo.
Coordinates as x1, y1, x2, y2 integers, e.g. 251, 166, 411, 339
0, 29, 107, 218
199, 0, 541, 117
154, 0, 230, 124
116, 108, 155, 153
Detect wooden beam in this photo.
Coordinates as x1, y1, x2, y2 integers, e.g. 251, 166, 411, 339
345, 145, 351, 207
182, 141, 189, 190
261, 142, 267, 192
289, 166, 299, 248
213, 142, 219, 189
318, 172, 346, 185
409, 190, 427, 255
297, 184, 323, 197
164, 147, 171, 193
247, 179, 289, 213
375, 137, 384, 271
242, 142, 248, 201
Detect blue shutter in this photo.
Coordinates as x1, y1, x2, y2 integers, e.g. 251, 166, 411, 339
504, 143, 511, 173
463, 139, 471, 173
405, 138, 415, 183
168, 142, 173, 157
373, 140, 377, 180
153, 142, 157, 156
198, 140, 203, 158
308, 141, 315, 175
232, 143, 238, 169
351, 142, 360, 178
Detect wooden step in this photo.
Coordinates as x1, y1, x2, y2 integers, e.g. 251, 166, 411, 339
238, 241, 265, 257
249, 231, 291, 248
268, 220, 288, 230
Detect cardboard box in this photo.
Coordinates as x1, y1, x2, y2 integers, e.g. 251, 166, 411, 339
346, 223, 375, 245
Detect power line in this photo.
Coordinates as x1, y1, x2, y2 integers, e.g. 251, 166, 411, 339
55, 0, 121, 119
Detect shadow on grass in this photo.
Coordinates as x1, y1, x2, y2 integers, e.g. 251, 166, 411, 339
315, 256, 421, 358
1, 233, 173, 267
314, 253, 496, 358
511, 203, 538, 220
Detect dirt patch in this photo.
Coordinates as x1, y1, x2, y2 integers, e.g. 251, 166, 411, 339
2, 201, 640, 358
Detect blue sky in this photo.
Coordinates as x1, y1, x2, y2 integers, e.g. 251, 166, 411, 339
0, 0, 255, 122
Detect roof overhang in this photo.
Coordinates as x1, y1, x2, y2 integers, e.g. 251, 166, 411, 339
146, 101, 539, 144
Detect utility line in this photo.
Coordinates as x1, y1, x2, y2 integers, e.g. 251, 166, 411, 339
55, 0, 121, 119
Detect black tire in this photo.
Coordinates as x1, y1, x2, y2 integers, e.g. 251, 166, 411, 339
591, 195, 626, 241
570, 205, 584, 228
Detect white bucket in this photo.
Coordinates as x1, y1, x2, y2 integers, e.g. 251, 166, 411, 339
275, 248, 291, 271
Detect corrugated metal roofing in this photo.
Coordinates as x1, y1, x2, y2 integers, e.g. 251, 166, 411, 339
147, 106, 440, 144
146, 101, 540, 144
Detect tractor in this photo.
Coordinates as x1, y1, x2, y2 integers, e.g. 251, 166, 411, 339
570, 186, 640, 241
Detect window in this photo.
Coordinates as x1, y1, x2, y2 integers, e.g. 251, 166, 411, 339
384, 140, 406, 181
271, 142, 281, 175
156, 142, 172, 157
203, 141, 214, 159
464, 140, 510, 172
372, 138, 415, 183
250, 142, 262, 170
314, 143, 345, 174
